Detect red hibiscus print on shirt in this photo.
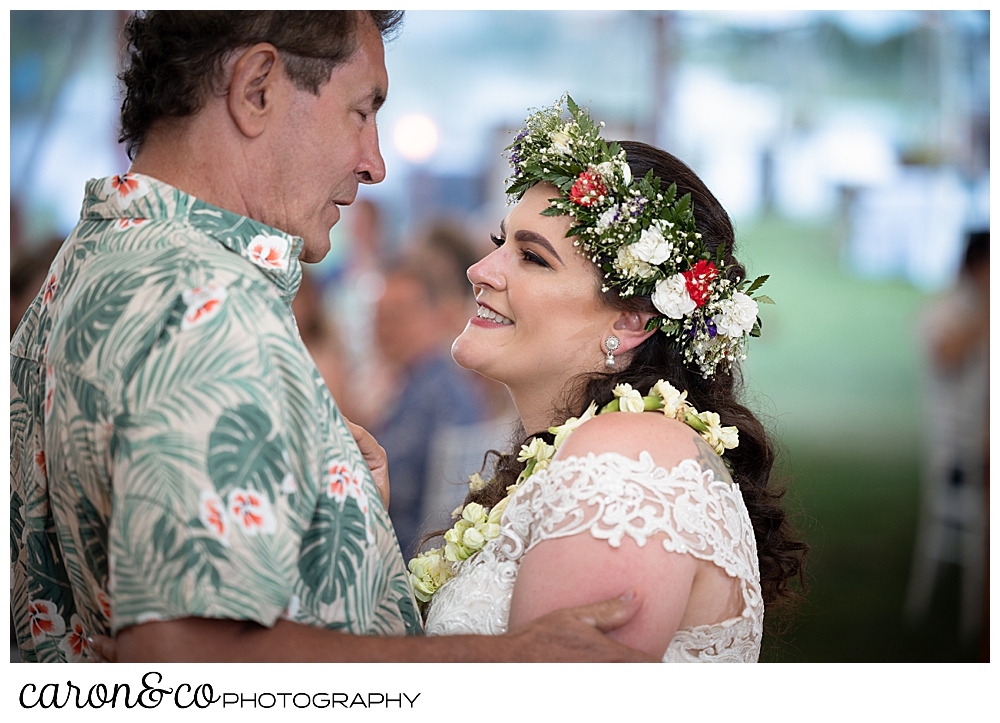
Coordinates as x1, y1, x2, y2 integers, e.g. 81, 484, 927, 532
115, 217, 150, 232
59, 614, 90, 662
104, 174, 150, 208
199, 490, 230, 545
42, 271, 57, 308
181, 284, 228, 331
34, 449, 46, 478
246, 234, 290, 271
682, 260, 718, 308
227, 488, 276, 535
326, 463, 356, 504
44, 365, 55, 421
96, 589, 112, 621
28, 599, 66, 643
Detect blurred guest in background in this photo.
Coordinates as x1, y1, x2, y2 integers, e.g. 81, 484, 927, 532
291, 268, 355, 418
372, 222, 489, 557
906, 229, 989, 645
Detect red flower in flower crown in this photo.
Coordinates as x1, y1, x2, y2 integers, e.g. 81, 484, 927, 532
682, 260, 718, 308
569, 168, 607, 207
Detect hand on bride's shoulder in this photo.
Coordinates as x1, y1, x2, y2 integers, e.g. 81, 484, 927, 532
555, 408, 702, 471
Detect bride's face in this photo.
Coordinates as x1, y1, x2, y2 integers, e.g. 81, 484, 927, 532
451, 183, 618, 395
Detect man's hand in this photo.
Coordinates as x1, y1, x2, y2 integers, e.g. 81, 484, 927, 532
504, 588, 658, 662
345, 418, 389, 509
88, 635, 118, 663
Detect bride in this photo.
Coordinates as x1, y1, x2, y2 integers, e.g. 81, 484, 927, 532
405, 96, 805, 662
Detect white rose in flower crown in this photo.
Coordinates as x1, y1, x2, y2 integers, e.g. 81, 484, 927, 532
549, 130, 572, 155
595, 161, 616, 184
650, 379, 688, 418
613, 383, 645, 413
714, 291, 758, 338
652, 274, 697, 319
596, 206, 619, 234
615, 244, 655, 280
632, 224, 673, 265
618, 158, 632, 186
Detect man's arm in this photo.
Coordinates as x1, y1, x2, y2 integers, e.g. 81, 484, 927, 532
115, 589, 656, 662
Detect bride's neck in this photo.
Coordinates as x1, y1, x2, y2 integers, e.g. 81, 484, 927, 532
508, 382, 578, 438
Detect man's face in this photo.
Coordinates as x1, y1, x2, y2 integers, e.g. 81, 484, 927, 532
264, 16, 388, 262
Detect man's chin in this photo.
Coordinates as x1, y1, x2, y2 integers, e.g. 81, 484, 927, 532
299, 237, 332, 264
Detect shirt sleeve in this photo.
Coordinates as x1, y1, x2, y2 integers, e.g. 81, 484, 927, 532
108, 277, 314, 633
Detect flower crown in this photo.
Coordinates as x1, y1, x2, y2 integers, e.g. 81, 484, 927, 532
505, 95, 772, 377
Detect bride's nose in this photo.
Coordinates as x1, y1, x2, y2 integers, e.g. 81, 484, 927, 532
467, 252, 505, 292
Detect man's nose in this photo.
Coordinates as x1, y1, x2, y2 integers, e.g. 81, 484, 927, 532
357, 125, 386, 185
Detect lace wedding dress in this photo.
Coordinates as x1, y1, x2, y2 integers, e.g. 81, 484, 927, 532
424, 451, 763, 662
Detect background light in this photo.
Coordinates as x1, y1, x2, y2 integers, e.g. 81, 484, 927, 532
392, 113, 439, 163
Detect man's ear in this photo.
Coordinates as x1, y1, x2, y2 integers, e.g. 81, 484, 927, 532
610, 311, 657, 353
227, 43, 285, 139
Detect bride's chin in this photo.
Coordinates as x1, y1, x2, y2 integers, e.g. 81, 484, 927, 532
451, 333, 499, 379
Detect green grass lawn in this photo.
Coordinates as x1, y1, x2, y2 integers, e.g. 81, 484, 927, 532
734, 215, 981, 662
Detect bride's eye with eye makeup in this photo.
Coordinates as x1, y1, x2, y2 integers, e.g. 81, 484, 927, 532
490, 233, 505, 248
521, 249, 549, 268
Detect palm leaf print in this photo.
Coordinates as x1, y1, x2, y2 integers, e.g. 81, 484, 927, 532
298, 496, 368, 607
63, 271, 145, 366
207, 405, 287, 501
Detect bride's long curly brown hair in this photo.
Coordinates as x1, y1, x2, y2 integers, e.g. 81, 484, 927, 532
440, 141, 806, 614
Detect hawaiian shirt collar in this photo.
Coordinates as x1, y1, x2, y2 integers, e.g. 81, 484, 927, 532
81, 173, 305, 303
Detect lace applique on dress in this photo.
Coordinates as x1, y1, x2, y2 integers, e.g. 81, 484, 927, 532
424, 452, 763, 662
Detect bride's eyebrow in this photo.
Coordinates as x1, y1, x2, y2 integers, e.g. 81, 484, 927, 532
514, 230, 563, 265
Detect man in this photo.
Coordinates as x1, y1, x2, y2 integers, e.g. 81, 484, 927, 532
10, 10, 651, 662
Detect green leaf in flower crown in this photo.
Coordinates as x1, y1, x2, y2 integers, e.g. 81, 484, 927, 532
663, 181, 677, 204
608, 141, 622, 158
746, 274, 769, 295
754, 295, 775, 305
716, 242, 726, 267
674, 193, 691, 218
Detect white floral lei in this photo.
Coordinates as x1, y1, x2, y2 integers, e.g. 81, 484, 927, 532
505, 94, 774, 377
407, 379, 739, 609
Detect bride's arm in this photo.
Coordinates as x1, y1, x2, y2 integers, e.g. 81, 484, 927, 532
507, 413, 702, 659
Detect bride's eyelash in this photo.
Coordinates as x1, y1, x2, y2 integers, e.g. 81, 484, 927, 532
491, 233, 549, 268
521, 250, 549, 268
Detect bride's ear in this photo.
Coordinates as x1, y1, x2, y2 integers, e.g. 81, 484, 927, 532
610, 312, 657, 354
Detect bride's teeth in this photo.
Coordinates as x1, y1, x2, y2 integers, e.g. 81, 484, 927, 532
477, 306, 512, 325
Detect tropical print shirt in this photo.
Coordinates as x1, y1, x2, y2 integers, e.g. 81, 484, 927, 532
10, 173, 422, 662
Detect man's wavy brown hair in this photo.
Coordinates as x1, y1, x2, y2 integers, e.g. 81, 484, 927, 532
117, 10, 404, 159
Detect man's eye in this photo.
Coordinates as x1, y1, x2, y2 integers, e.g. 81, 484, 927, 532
490, 233, 505, 248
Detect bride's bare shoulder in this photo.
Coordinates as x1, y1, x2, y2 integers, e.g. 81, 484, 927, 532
555, 411, 704, 470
